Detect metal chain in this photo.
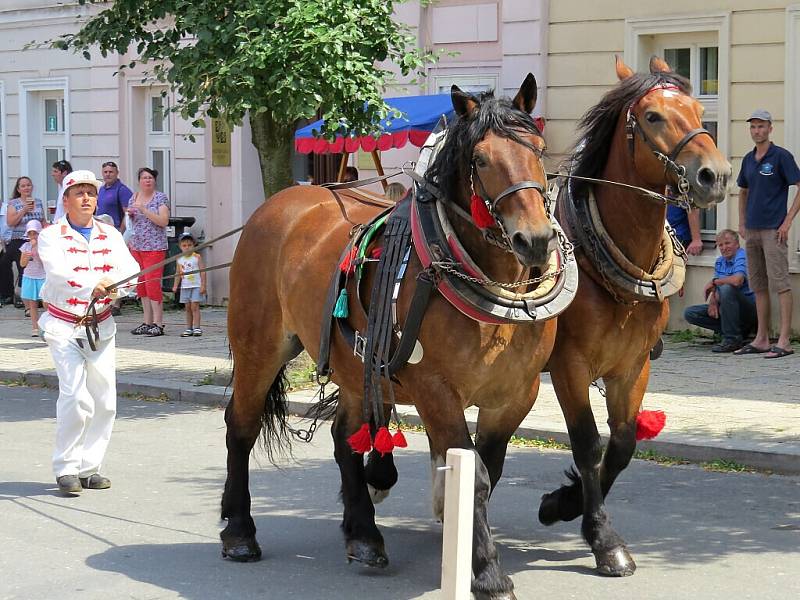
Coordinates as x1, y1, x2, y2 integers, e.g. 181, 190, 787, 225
431, 230, 574, 290
590, 380, 607, 398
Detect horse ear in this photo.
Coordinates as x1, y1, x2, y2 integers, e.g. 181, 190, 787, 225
512, 73, 538, 114
649, 55, 672, 73
451, 85, 478, 118
615, 55, 634, 80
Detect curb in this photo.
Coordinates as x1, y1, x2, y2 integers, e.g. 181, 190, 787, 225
2, 369, 798, 475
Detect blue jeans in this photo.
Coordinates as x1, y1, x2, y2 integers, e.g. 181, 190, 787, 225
684, 284, 757, 343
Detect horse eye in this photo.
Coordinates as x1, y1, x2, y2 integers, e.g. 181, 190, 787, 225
645, 112, 663, 124
473, 156, 488, 168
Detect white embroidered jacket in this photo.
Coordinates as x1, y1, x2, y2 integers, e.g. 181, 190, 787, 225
38, 217, 140, 340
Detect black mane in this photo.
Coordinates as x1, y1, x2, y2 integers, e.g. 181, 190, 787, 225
572, 71, 691, 178
427, 91, 542, 201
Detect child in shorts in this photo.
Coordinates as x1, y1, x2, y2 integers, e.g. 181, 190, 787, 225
19, 220, 45, 337
172, 232, 206, 337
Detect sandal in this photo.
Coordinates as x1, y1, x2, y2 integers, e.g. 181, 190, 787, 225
732, 343, 770, 355
765, 346, 794, 359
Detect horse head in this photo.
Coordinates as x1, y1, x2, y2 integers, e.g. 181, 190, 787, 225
430, 74, 555, 269
614, 55, 731, 208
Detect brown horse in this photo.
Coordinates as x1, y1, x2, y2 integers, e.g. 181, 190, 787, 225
524, 56, 732, 575
221, 75, 573, 599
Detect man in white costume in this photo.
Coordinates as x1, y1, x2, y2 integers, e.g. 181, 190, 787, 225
38, 170, 140, 495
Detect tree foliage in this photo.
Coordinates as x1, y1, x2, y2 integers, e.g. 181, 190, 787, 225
46, 0, 436, 196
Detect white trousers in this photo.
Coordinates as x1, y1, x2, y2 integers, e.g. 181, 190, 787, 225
46, 333, 117, 478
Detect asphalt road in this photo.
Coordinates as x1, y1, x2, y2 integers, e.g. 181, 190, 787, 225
1, 383, 798, 600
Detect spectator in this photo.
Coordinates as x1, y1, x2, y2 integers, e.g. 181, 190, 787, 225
19, 220, 46, 337
173, 231, 206, 337
37, 169, 140, 495
666, 205, 703, 256
735, 109, 800, 359
51, 160, 73, 223
1, 177, 48, 306
342, 166, 359, 183
385, 182, 407, 202
127, 167, 170, 337
97, 161, 133, 231
684, 229, 756, 353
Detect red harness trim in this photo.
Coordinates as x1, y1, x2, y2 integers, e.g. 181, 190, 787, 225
48, 304, 112, 324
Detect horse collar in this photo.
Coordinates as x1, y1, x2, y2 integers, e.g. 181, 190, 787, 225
558, 177, 686, 304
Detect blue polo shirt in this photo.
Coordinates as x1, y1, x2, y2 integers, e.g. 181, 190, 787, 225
714, 247, 753, 299
666, 205, 690, 243
97, 179, 133, 228
736, 143, 800, 229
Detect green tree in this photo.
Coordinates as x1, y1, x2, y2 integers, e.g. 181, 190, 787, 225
46, 0, 435, 197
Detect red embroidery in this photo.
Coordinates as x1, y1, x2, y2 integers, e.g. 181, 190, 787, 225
66, 298, 89, 306
73, 266, 89, 272
96, 234, 108, 240
63, 235, 74, 241
94, 264, 113, 272
67, 280, 81, 288
97, 298, 112, 305
92, 248, 111, 255
67, 247, 88, 254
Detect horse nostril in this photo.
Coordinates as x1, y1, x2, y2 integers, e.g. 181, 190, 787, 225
697, 166, 716, 189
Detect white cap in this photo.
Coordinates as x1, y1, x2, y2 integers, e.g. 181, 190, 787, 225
25, 219, 42, 234
62, 170, 103, 194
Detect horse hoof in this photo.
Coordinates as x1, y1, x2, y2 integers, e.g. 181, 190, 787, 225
346, 539, 389, 568
221, 537, 262, 562
368, 483, 390, 505
538, 492, 560, 526
594, 546, 636, 577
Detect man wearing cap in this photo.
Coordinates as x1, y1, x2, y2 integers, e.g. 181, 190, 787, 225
735, 109, 800, 359
37, 170, 140, 494
51, 159, 73, 223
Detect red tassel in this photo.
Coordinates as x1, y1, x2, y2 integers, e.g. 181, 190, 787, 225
347, 423, 372, 454
636, 410, 666, 441
391, 429, 408, 448
339, 247, 358, 275
373, 426, 395, 456
470, 194, 494, 228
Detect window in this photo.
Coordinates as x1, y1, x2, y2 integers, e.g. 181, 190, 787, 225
150, 148, 171, 195
43, 97, 66, 133
433, 74, 499, 94
150, 94, 170, 133
663, 43, 719, 239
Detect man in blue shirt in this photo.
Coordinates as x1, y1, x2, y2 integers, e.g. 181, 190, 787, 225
666, 205, 703, 255
97, 161, 133, 230
736, 109, 800, 358
684, 229, 756, 352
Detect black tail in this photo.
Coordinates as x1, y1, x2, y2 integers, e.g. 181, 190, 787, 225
258, 365, 292, 464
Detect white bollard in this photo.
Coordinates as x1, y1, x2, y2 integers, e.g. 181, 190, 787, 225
440, 448, 475, 600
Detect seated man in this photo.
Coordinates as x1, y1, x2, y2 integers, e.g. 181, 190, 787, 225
684, 229, 756, 353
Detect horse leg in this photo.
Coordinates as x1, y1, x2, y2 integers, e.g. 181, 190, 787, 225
539, 369, 636, 576
475, 380, 540, 493
220, 334, 302, 562
364, 406, 398, 505
417, 398, 516, 600
332, 396, 388, 568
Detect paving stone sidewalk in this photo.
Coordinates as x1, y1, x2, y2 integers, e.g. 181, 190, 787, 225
1, 303, 798, 473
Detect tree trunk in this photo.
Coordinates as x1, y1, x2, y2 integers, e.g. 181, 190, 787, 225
249, 111, 295, 199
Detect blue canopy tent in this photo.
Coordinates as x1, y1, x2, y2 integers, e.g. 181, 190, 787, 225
295, 94, 456, 185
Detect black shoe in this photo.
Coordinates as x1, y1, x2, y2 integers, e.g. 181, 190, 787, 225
79, 474, 111, 489
146, 324, 164, 337
712, 340, 744, 353
57, 474, 83, 494
131, 323, 150, 335
0, 296, 13, 305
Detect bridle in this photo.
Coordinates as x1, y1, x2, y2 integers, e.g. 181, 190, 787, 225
471, 164, 548, 252
624, 84, 715, 210
468, 132, 549, 252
